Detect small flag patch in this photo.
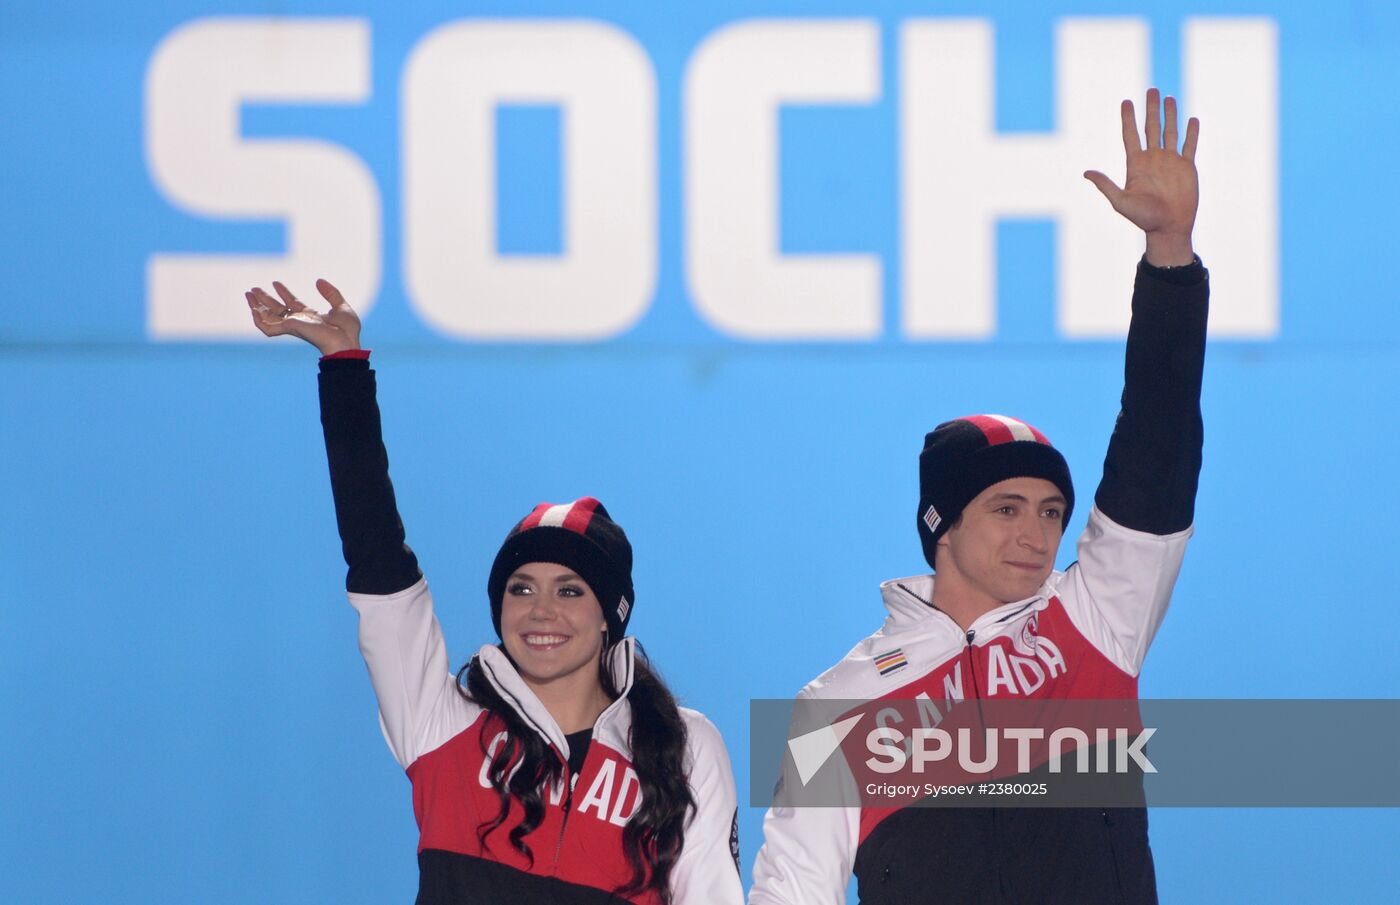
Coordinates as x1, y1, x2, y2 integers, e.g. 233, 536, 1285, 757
922, 504, 941, 534
874, 648, 908, 676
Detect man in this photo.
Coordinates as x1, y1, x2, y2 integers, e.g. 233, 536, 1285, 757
749, 89, 1207, 904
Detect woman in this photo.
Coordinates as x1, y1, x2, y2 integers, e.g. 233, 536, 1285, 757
245, 280, 743, 905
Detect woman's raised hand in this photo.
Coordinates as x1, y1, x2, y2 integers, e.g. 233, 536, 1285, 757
245, 279, 362, 355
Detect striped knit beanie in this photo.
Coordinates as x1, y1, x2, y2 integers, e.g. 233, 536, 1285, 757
488, 496, 635, 640
917, 415, 1074, 570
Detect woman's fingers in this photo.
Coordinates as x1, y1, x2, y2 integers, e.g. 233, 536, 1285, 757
247, 280, 352, 352
247, 287, 279, 319
316, 278, 348, 309
246, 290, 289, 335
248, 285, 312, 332
272, 281, 307, 312
249, 286, 281, 315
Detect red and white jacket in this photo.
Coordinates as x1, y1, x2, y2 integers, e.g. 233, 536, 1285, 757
315, 357, 743, 904
351, 578, 744, 905
749, 506, 1189, 904
749, 258, 1209, 905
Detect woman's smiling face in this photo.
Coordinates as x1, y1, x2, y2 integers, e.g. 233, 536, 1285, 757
498, 562, 608, 693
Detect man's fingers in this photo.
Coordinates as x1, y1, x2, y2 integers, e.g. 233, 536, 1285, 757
1083, 171, 1123, 208
272, 281, 307, 312
316, 278, 348, 309
1145, 88, 1161, 149
1181, 117, 1200, 162
1119, 99, 1140, 154
1162, 95, 1178, 151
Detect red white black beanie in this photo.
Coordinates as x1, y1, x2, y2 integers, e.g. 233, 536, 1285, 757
917, 415, 1074, 570
487, 496, 635, 640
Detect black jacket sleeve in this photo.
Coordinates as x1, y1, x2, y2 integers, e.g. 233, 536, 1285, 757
1093, 257, 1209, 535
317, 357, 423, 595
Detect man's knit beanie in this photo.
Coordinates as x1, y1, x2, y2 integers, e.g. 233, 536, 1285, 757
917, 415, 1074, 570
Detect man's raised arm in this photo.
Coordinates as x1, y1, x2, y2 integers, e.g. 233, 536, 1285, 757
1085, 88, 1209, 535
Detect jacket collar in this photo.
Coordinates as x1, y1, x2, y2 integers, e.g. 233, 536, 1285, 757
473, 636, 637, 757
879, 572, 1049, 635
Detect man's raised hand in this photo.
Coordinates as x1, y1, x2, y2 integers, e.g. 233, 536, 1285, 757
1084, 88, 1200, 267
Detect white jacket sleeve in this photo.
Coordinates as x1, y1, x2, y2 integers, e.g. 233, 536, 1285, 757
749, 803, 860, 905
348, 577, 478, 769
748, 689, 862, 905
1058, 506, 1192, 676
671, 710, 745, 905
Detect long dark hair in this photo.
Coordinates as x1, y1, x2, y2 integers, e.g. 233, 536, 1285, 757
456, 641, 695, 903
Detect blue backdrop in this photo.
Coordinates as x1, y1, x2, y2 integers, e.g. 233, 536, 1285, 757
4, 1, 1398, 902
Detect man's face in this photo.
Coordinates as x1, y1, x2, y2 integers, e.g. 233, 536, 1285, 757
935, 477, 1067, 611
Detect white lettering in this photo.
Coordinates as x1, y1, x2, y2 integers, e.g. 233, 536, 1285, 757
986, 644, 1018, 696
576, 757, 617, 819
874, 705, 905, 732
865, 726, 907, 773
1184, 18, 1279, 336
1048, 727, 1091, 773
402, 20, 656, 339
478, 731, 510, 789
901, 17, 1277, 338
1035, 637, 1067, 678
1010, 653, 1047, 695
943, 662, 965, 702
145, 17, 380, 339
957, 727, 998, 773
915, 691, 945, 729
909, 727, 952, 771
1004, 726, 1045, 773
901, 17, 1145, 338
870, 726, 1145, 774
1117, 727, 1158, 773
686, 19, 882, 338
141, 15, 1280, 344
609, 766, 642, 825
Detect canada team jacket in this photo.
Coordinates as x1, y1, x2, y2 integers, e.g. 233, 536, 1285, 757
318, 361, 745, 905
749, 258, 1209, 905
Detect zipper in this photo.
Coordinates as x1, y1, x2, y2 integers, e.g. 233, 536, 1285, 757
551, 746, 574, 871
1101, 810, 1127, 903
965, 628, 986, 721
898, 587, 1044, 905
964, 627, 1012, 905
552, 784, 573, 870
